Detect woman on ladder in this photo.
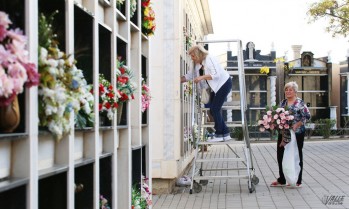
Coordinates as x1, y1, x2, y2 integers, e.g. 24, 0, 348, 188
181, 44, 232, 142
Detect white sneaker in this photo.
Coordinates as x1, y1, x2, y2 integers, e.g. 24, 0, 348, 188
223, 136, 234, 141
207, 137, 224, 142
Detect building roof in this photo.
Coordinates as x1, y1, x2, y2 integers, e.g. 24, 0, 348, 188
196, 0, 214, 35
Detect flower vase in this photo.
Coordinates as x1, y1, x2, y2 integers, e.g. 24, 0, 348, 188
117, 102, 123, 124
0, 96, 20, 133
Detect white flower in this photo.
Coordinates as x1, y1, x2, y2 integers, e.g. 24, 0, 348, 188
47, 59, 58, 68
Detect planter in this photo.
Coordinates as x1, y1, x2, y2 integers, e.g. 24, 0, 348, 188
0, 96, 20, 133
117, 102, 123, 125
38, 135, 55, 170
0, 141, 11, 179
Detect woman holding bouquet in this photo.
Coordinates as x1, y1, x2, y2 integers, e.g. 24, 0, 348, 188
271, 81, 310, 187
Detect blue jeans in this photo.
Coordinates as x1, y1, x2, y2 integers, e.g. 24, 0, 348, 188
210, 77, 232, 137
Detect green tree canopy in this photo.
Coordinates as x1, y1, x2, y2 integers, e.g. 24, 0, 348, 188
308, 0, 349, 38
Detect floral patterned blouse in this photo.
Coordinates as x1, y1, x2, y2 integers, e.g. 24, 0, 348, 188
280, 97, 311, 134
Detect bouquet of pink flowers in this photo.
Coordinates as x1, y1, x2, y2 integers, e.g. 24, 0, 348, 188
0, 11, 40, 106
258, 106, 294, 132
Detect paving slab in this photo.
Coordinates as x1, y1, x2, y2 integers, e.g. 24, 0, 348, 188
153, 140, 349, 209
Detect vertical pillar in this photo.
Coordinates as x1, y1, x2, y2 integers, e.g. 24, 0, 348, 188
269, 76, 277, 106
347, 75, 349, 115
330, 106, 337, 129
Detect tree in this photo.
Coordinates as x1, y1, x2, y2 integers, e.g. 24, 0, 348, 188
307, 0, 349, 38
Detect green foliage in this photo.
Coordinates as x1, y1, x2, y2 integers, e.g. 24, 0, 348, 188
39, 11, 59, 49
131, 185, 147, 209
315, 118, 336, 138
307, 0, 349, 38
232, 127, 244, 141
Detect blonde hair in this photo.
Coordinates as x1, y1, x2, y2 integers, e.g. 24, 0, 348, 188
284, 81, 298, 92
188, 45, 209, 63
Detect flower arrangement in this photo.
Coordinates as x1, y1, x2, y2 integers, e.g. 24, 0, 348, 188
130, 0, 137, 18
38, 12, 94, 139
184, 81, 193, 96
132, 176, 152, 209
260, 66, 270, 75
183, 27, 193, 48
99, 74, 120, 120
116, 57, 136, 103
141, 0, 156, 36
258, 106, 294, 133
0, 11, 40, 107
141, 81, 151, 113
140, 176, 152, 207
100, 195, 111, 209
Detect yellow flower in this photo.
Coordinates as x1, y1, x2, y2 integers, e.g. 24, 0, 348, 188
260, 66, 270, 74
273, 57, 285, 63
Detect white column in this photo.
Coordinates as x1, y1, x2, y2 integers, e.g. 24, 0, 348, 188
347, 75, 349, 115
330, 106, 337, 129
269, 76, 277, 106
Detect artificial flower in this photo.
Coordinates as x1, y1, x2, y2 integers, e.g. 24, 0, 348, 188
141, 0, 156, 36
116, 57, 136, 103
0, 11, 40, 107
141, 81, 151, 113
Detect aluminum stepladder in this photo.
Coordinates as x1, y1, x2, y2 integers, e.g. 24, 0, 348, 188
189, 39, 259, 194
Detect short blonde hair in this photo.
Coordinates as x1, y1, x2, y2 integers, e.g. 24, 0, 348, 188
284, 81, 298, 92
188, 45, 209, 62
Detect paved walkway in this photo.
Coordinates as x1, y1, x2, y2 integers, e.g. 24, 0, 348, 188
153, 140, 349, 209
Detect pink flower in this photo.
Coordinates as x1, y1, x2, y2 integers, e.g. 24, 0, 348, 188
284, 124, 290, 129
273, 114, 279, 119
23, 63, 40, 87
0, 25, 7, 42
0, 12, 12, 29
259, 127, 265, 132
266, 110, 272, 115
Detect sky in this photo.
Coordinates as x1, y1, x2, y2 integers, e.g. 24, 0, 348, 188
207, 0, 348, 64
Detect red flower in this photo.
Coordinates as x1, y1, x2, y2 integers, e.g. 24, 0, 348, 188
107, 92, 114, 98
99, 103, 103, 111
131, 94, 135, 99
113, 103, 119, 108
121, 93, 128, 101
105, 102, 111, 109
120, 67, 126, 74
99, 84, 105, 93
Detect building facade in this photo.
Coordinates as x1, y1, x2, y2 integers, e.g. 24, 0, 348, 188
149, 0, 213, 193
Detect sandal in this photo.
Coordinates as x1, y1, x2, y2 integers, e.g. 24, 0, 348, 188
270, 181, 286, 187
286, 183, 302, 188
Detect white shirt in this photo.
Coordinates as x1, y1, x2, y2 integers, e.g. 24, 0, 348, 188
185, 55, 230, 93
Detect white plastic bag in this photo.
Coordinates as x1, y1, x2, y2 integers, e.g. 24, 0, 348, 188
176, 175, 192, 186
201, 88, 210, 104
282, 129, 300, 186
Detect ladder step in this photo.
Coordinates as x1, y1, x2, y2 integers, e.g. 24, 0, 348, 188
196, 158, 244, 163
198, 141, 244, 145
202, 123, 242, 128
193, 175, 249, 181
201, 106, 241, 110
